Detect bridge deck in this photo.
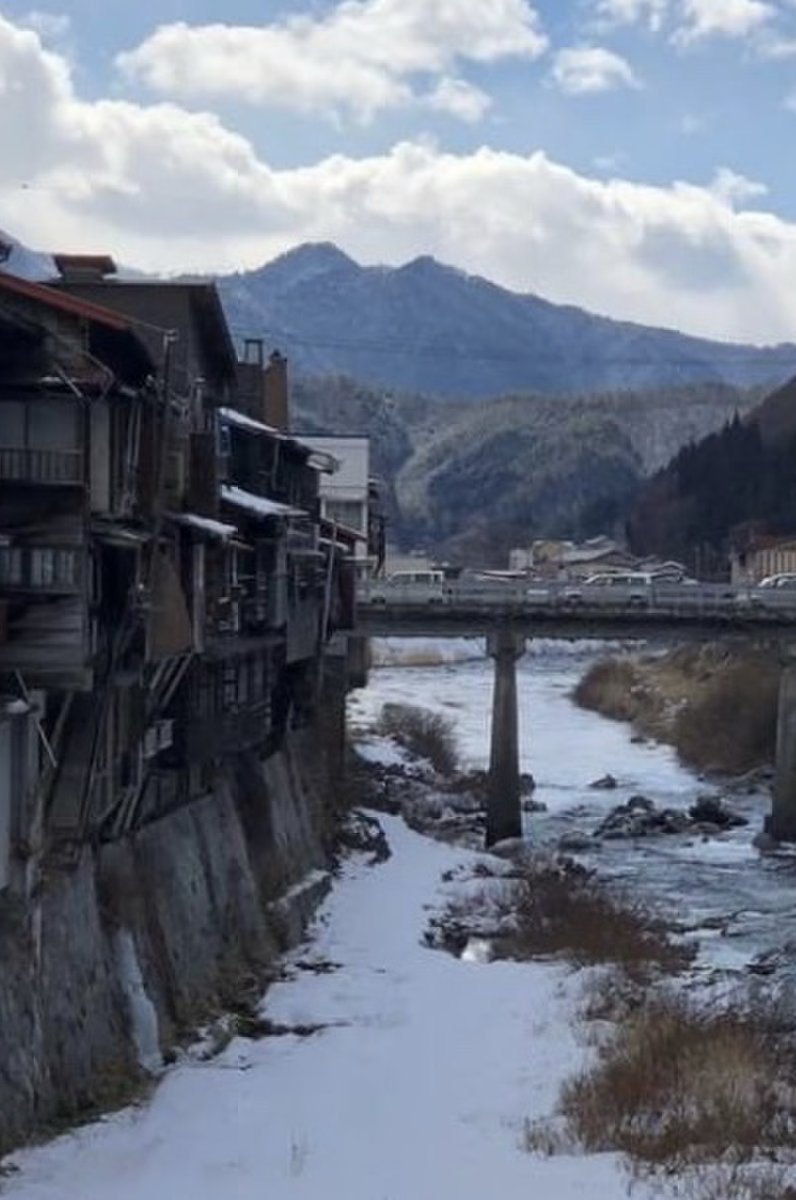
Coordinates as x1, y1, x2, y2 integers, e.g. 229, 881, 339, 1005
358, 579, 796, 638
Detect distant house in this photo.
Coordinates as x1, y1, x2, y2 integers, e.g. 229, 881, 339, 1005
730, 534, 796, 584
510, 536, 637, 579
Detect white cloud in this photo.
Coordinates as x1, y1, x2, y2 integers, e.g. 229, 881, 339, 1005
116, 0, 548, 123
425, 78, 492, 122
550, 45, 641, 94
18, 10, 70, 40
673, 0, 775, 44
592, 151, 629, 171
3, 15, 796, 347
679, 111, 710, 134
758, 33, 796, 57
592, 0, 670, 31
709, 167, 769, 204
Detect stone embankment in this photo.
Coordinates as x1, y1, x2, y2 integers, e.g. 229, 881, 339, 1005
0, 719, 346, 1157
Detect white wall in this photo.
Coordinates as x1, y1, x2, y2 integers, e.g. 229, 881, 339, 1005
307, 437, 369, 501
305, 436, 371, 559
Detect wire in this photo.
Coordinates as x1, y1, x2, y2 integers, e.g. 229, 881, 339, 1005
222, 319, 796, 370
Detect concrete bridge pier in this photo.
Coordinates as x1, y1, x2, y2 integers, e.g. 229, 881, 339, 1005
770, 659, 796, 842
486, 627, 525, 847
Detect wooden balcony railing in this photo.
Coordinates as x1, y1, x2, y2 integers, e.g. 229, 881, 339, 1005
0, 546, 83, 593
0, 447, 84, 485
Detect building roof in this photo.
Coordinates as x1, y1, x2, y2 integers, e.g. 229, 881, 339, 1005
218, 406, 338, 472
166, 512, 238, 540
220, 485, 307, 521
52, 253, 117, 279
49, 274, 239, 383
0, 269, 133, 331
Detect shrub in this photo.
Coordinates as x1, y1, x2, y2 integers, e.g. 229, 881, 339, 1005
675, 658, 780, 773
558, 994, 796, 1171
376, 703, 458, 776
572, 658, 642, 722
495, 864, 691, 981
436, 860, 691, 981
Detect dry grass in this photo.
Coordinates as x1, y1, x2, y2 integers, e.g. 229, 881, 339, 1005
495, 864, 692, 982
574, 646, 781, 774
573, 657, 648, 724
558, 992, 796, 1173
674, 659, 780, 774
375, 702, 458, 776
435, 860, 691, 983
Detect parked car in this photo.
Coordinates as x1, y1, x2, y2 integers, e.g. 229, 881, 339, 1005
757, 573, 796, 589
367, 568, 448, 605
574, 571, 655, 605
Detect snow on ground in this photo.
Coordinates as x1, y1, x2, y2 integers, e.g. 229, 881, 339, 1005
3, 815, 655, 1200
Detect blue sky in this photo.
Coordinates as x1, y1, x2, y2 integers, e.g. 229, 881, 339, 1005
3, 0, 796, 342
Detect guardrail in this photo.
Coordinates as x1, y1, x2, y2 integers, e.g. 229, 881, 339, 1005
357, 578, 796, 620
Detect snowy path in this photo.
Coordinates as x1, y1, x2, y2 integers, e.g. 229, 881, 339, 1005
5, 816, 651, 1200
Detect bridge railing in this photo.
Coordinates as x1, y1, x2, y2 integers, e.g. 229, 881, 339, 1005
359, 577, 796, 619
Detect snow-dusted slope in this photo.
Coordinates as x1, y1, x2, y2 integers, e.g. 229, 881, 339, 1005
0, 230, 54, 280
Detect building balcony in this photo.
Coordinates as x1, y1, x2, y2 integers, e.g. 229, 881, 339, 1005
0, 447, 84, 486
0, 546, 84, 595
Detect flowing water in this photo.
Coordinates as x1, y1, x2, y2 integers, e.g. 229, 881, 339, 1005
350, 638, 796, 980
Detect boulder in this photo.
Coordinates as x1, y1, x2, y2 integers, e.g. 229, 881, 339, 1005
589, 773, 618, 790
594, 797, 690, 840
689, 795, 749, 829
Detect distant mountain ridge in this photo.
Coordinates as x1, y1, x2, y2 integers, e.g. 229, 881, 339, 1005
0, 230, 54, 281
218, 243, 796, 400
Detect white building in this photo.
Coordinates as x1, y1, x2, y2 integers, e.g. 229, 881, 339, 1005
303, 436, 373, 572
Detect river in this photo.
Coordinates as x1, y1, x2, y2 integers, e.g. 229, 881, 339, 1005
351, 637, 796, 981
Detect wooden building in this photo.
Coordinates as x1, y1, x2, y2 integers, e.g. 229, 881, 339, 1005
0, 259, 357, 887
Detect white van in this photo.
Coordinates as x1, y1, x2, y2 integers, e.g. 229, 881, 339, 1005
577, 571, 655, 605
365, 568, 447, 605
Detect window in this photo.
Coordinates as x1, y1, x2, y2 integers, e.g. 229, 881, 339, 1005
29, 548, 78, 587
325, 499, 365, 532
0, 548, 22, 585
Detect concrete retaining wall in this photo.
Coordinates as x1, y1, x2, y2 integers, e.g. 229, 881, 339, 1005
0, 715, 344, 1154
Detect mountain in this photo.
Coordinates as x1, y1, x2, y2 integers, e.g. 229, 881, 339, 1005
627, 375, 796, 568
291, 374, 766, 562
218, 243, 796, 400
0, 229, 54, 281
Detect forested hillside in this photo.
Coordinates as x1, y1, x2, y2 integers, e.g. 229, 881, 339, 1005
291, 375, 764, 561
628, 377, 796, 566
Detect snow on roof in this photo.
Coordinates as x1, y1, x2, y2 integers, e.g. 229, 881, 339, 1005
218, 407, 281, 438
218, 407, 338, 473
167, 512, 238, 540
220, 485, 306, 520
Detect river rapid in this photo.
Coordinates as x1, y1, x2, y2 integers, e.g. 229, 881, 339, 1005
350, 637, 796, 983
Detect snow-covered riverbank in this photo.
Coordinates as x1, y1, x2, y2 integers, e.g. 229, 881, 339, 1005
5, 814, 654, 1200
4, 637, 796, 1199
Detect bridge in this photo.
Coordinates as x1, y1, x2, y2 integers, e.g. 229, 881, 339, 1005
357, 578, 796, 847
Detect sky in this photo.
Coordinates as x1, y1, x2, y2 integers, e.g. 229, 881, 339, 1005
5, 0, 796, 341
